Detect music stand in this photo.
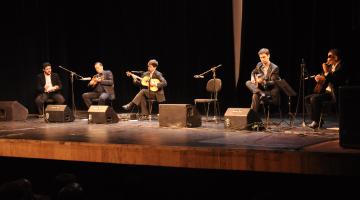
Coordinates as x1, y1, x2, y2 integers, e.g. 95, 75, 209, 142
275, 79, 297, 127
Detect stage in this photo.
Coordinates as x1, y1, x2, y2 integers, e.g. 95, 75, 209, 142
1, 113, 359, 177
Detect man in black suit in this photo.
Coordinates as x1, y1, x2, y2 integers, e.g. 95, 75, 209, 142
305, 48, 348, 128
122, 59, 167, 116
35, 62, 65, 116
245, 48, 280, 113
82, 62, 115, 108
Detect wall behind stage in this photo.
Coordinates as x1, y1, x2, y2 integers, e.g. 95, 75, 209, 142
0, 1, 235, 113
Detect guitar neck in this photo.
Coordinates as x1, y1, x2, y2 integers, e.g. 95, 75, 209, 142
127, 72, 142, 80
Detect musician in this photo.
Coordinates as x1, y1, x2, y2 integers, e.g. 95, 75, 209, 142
82, 62, 115, 108
35, 62, 65, 116
306, 49, 348, 128
122, 59, 167, 117
245, 48, 280, 112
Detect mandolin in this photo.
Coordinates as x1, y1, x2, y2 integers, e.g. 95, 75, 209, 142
88, 74, 104, 87
126, 71, 160, 92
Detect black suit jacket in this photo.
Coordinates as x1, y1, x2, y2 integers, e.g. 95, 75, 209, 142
93, 70, 115, 100
36, 73, 63, 94
322, 61, 348, 100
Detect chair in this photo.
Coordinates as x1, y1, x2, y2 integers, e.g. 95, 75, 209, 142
146, 98, 158, 120
260, 94, 282, 128
194, 78, 222, 122
319, 93, 338, 127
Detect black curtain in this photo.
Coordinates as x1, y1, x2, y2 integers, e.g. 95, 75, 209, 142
1, 0, 235, 113
238, 0, 359, 111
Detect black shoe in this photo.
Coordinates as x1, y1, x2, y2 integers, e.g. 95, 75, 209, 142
122, 102, 134, 110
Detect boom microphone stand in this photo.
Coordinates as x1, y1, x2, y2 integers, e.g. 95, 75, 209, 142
58, 66, 89, 117
194, 64, 222, 123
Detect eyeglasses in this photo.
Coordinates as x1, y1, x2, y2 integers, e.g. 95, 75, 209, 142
328, 54, 334, 58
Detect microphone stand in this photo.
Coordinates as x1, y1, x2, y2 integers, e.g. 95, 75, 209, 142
58, 66, 85, 117
195, 64, 222, 123
300, 60, 306, 127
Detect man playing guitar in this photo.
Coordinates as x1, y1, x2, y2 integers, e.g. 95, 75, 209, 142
82, 62, 115, 108
122, 59, 167, 118
305, 49, 348, 128
245, 48, 280, 113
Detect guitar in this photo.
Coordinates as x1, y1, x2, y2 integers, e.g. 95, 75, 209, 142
126, 71, 160, 92
254, 73, 266, 89
88, 74, 104, 87
313, 76, 326, 94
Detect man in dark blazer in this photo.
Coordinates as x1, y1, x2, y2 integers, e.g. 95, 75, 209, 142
305, 48, 348, 128
35, 62, 65, 116
82, 62, 115, 108
122, 59, 167, 116
245, 48, 280, 113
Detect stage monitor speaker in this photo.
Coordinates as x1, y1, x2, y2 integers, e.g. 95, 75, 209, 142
0, 101, 28, 121
45, 105, 74, 122
159, 104, 201, 128
88, 105, 119, 124
339, 86, 360, 148
224, 108, 263, 131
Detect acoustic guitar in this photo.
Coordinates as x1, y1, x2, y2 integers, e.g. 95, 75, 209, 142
313, 76, 326, 94
126, 71, 160, 92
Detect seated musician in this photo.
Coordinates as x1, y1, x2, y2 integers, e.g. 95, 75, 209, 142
245, 48, 280, 113
305, 49, 348, 128
82, 62, 115, 108
35, 62, 65, 117
122, 59, 167, 116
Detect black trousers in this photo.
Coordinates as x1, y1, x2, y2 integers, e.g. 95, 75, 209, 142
35, 93, 65, 115
245, 81, 279, 112
305, 92, 333, 123
131, 89, 157, 115
82, 92, 111, 108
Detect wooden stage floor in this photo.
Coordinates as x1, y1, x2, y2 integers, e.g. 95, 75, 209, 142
1, 114, 360, 177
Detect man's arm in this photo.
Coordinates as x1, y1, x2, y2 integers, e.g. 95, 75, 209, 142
100, 71, 114, 86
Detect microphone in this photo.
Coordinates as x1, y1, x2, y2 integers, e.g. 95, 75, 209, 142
131, 71, 145, 74
194, 75, 204, 78
80, 77, 91, 81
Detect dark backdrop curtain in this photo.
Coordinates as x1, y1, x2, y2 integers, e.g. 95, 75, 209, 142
238, 0, 359, 111
1, 0, 235, 113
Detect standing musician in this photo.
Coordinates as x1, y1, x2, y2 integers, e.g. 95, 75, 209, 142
82, 62, 115, 108
122, 59, 167, 117
305, 48, 348, 128
245, 48, 280, 113
35, 62, 65, 117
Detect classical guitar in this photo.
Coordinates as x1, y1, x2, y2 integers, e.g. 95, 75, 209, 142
313, 76, 326, 94
126, 71, 160, 92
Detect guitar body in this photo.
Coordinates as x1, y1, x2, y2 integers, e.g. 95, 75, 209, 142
314, 80, 325, 94
126, 71, 160, 92
141, 76, 160, 92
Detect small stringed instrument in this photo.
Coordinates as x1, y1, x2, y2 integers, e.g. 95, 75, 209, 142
88, 74, 104, 87
126, 71, 160, 92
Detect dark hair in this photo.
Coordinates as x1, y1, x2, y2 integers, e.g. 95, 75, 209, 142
42, 62, 51, 69
329, 48, 342, 60
258, 48, 270, 55
94, 62, 103, 66
148, 59, 158, 67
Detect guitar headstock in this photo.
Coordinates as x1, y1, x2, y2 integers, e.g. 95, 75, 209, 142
126, 71, 132, 76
